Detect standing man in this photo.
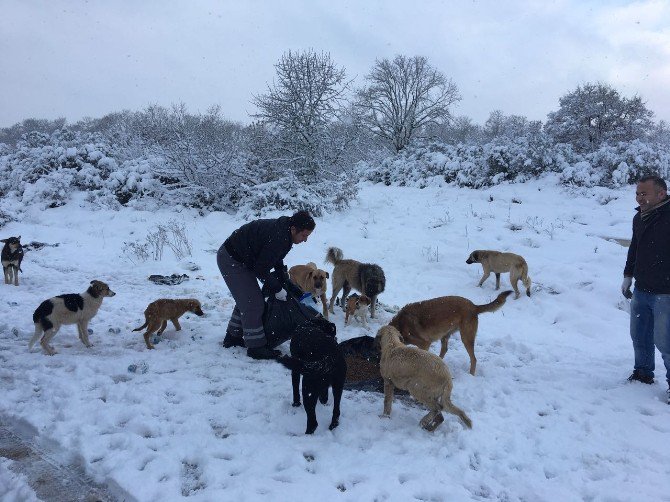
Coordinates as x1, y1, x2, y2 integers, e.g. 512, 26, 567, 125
622, 174, 670, 403
218, 210, 315, 360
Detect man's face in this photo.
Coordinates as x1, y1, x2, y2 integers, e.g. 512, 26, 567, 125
291, 228, 312, 244
636, 180, 667, 211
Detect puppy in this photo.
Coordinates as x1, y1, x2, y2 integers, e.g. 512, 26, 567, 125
278, 318, 346, 434
377, 325, 472, 432
344, 293, 372, 327
1, 236, 24, 286
29, 280, 116, 355
389, 291, 512, 375
325, 247, 386, 319
466, 250, 531, 299
133, 298, 204, 349
289, 262, 330, 318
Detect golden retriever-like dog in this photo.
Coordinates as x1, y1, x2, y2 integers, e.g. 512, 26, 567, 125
344, 293, 371, 327
30, 280, 116, 355
389, 291, 512, 375
377, 325, 472, 432
133, 298, 204, 349
289, 262, 330, 318
466, 250, 531, 299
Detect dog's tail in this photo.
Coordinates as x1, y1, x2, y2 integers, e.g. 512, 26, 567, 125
520, 263, 532, 297
28, 326, 42, 350
325, 247, 343, 266
132, 321, 148, 332
440, 396, 473, 429
475, 290, 513, 315
277, 355, 334, 376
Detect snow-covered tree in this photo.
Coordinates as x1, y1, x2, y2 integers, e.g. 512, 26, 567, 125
545, 82, 654, 152
355, 55, 460, 152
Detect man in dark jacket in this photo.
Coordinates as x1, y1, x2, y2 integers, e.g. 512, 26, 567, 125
217, 210, 315, 359
622, 175, 670, 403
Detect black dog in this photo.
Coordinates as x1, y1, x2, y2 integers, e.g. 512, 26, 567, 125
278, 318, 346, 434
1, 236, 24, 286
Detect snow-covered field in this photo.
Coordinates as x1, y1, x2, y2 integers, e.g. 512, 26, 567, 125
1, 177, 668, 501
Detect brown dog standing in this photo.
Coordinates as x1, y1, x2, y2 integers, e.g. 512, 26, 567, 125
289, 262, 329, 319
466, 250, 531, 299
133, 299, 204, 349
389, 291, 512, 375
377, 325, 472, 432
344, 293, 371, 327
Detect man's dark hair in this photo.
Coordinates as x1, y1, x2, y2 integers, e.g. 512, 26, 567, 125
289, 210, 316, 231
638, 174, 667, 192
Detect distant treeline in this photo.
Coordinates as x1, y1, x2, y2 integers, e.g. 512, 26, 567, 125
1, 51, 668, 221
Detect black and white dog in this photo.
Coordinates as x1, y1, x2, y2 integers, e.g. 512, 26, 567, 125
30, 280, 116, 355
1, 236, 24, 286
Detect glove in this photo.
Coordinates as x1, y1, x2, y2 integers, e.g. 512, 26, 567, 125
621, 276, 633, 299
275, 289, 287, 301
261, 274, 283, 297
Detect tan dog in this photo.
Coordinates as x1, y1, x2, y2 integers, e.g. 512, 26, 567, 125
377, 325, 472, 432
466, 250, 531, 299
344, 293, 371, 327
30, 280, 116, 355
389, 291, 512, 375
133, 299, 204, 349
325, 247, 386, 319
289, 262, 329, 318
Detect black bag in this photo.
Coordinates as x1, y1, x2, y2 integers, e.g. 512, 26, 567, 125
263, 285, 322, 349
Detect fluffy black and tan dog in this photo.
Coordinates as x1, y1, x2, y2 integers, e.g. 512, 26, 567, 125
1, 236, 24, 286
325, 247, 386, 319
30, 280, 116, 355
277, 318, 346, 434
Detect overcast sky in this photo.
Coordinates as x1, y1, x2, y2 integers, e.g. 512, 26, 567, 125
1, 0, 669, 128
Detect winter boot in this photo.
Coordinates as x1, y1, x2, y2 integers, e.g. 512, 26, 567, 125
627, 369, 654, 385
247, 346, 281, 360
222, 332, 245, 348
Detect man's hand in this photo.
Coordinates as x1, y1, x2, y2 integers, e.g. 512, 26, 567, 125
621, 276, 633, 299
275, 289, 287, 301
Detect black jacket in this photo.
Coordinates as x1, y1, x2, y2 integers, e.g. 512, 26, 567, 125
624, 197, 670, 294
224, 216, 293, 293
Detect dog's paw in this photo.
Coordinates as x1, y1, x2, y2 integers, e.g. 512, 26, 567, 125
292, 401, 301, 407
328, 419, 339, 430
379, 413, 391, 419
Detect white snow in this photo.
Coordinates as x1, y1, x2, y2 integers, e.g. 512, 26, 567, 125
1, 178, 669, 501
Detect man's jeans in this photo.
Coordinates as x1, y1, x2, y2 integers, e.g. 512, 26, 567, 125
630, 289, 670, 382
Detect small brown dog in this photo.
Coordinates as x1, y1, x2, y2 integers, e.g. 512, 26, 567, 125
377, 325, 472, 432
133, 299, 204, 349
466, 250, 531, 299
344, 293, 371, 327
389, 291, 512, 375
289, 262, 329, 318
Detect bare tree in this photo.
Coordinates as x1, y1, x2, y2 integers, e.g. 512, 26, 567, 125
545, 82, 654, 152
356, 55, 461, 152
251, 49, 354, 183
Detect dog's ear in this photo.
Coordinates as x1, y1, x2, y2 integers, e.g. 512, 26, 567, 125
0, 239, 6, 244
17, 236, 21, 241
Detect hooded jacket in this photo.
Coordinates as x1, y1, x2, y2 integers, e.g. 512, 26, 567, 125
624, 197, 670, 294
224, 216, 293, 294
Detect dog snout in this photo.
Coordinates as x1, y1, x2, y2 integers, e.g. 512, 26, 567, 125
107, 290, 116, 297
194, 308, 205, 316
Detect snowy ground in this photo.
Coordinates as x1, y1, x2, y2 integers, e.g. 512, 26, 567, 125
1, 176, 669, 501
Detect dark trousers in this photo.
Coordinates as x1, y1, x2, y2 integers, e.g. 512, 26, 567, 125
217, 245, 267, 349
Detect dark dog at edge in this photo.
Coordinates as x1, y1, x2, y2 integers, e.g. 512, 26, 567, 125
278, 318, 347, 434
